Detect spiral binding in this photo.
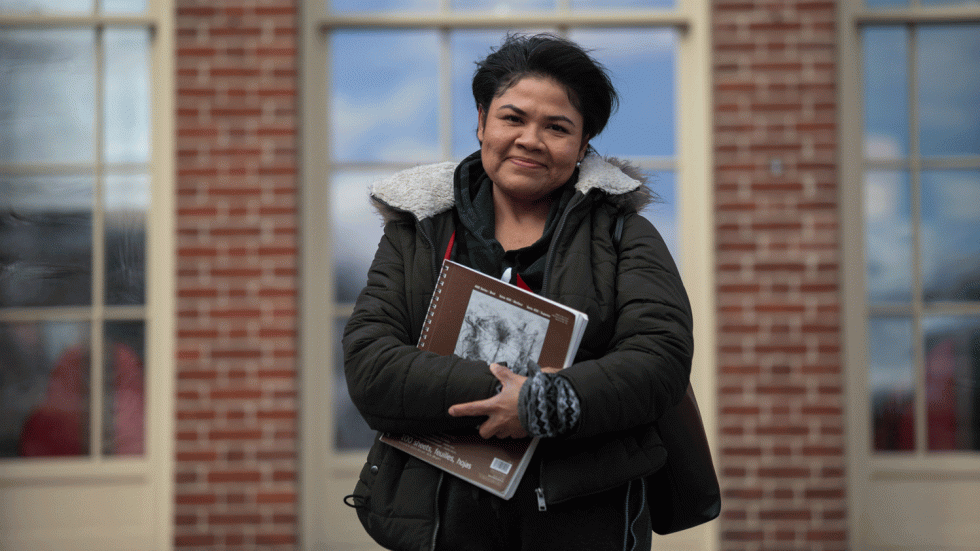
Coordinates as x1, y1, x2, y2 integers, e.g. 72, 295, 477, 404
418, 262, 450, 349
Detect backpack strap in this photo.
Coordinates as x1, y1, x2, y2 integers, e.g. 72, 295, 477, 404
613, 213, 626, 250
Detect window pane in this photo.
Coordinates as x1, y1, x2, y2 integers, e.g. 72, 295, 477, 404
920, 0, 979, 6
921, 170, 980, 302
329, 0, 439, 12
332, 170, 390, 303
570, 28, 677, 158
451, 29, 554, 160
330, 31, 440, 163
103, 321, 144, 456
924, 316, 980, 451
865, 170, 912, 304
572, 0, 674, 8
0, 175, 93, 308
105, 173, 148, 306
869, 317, 915, 452
101, 0, 146, 13
862, 26, 908, 161
864, 0, 908, 7
918, 25, 980, 157
0, 0, 92, 13
335, 316, 375, 450
0, 29, 95, 164
0, 321, 91, 458
104, 28, 150, 164
639, 170, 678, 266
452, 0, 554, 11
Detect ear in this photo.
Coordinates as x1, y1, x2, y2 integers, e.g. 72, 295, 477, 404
477, 106, 486, 143
578, 135, 591, 161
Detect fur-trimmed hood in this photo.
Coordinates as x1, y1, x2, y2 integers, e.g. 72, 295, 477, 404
369, 153, 656, 224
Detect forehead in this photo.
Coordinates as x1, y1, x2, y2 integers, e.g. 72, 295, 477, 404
491, 76, 581, 116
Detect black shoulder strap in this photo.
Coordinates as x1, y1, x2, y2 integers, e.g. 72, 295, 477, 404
613, 213, 626, 250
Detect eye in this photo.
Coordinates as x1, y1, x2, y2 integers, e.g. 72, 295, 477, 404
548, 123, 570, 134
503, 114, 522, 123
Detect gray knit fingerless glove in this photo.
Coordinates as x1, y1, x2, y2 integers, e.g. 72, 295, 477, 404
516, 361, 581, 438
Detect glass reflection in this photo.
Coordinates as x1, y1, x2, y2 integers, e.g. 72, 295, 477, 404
572, 0, 674, 9
0, 0, 92, 13
102, 321, 144, 456
0, 29, 96, 164
101, 0, 146, 13
869, 317, 915, 452
332, 170, 392, 303
918, 25, 980, 157
570, 28, 677, 158
0, 321, 91, 458
864, 0, 908, 8
451, 29, 550, 160
104, 28, 150, 164
330, 30, 440, 163
924, 317, 980, 451
452, 0, 554, 11
330, 0, 438, 12
105, 173, 148, 306
864, 170, 912, 303
639, 171, 678, 267
334, 317, 376, 450
0, 175, 94, 308
862, 26, 908, 161
921, 170, 980, 302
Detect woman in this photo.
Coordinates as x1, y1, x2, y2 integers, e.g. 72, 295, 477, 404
343, 33, 693, 551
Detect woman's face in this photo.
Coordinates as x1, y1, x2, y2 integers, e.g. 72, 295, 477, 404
477, 76, 589, 208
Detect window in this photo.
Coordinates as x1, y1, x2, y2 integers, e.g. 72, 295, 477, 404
301, 1, 712, 548
0, 1, 172, 548
860, 16, 980, 455
319, 4, 685, 453
842, 1, 980, 548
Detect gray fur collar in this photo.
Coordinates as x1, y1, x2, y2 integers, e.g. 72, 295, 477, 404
370, 153, 653, 223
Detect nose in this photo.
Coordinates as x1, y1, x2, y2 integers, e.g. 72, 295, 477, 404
515, 124, 544, 150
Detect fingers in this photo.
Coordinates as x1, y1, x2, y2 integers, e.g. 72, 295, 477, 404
448, 398, 491, 418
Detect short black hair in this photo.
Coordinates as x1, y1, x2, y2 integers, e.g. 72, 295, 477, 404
472, 33, 618, 140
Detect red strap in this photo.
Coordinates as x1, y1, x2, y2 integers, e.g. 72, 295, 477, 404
444, 231, 533, 292
443, 232, 455, 261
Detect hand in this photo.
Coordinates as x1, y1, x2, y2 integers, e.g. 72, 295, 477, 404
448, 363, 529, 439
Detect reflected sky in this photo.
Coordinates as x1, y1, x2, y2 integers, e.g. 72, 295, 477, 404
330, 31, 441, 163
917, 26, 980, 157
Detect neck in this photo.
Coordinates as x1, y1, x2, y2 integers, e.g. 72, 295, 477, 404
492, 191, 552, 252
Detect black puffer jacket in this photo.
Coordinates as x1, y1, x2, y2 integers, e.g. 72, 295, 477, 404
343, 153, 694, 551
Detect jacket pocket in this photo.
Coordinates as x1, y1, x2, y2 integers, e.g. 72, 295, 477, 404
346, 437, 441, 551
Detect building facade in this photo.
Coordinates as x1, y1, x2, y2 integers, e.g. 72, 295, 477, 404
1, 0, 979, 550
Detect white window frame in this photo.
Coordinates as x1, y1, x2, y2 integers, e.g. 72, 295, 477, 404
300, 2, 714, 549
840, 3, 980, 549
0, 4, 175, 550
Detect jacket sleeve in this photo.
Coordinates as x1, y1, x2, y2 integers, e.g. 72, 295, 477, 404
559, 213, 694, 439
342, 220, 499, 434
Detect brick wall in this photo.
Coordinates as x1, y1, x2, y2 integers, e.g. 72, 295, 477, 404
174, 1, 300, 548
712, 1, 848, 549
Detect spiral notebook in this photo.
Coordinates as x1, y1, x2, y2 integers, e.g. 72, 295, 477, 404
380, 259, 589, 499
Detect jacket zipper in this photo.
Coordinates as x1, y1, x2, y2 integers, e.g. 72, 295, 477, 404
535, 194, 587, 511
540, 194, 585, 298
428, 471, 445, 551
535, 453, 548, 511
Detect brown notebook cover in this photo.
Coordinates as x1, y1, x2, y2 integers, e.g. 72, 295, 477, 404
380, 259, 588, 499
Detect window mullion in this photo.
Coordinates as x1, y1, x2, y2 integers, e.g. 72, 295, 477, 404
906, 23, 927, 457
91, 25, 107, 461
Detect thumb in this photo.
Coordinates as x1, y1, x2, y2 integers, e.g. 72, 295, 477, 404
489, 362, 516, 383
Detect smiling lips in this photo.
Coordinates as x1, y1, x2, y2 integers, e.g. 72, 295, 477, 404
509, 157, 546, 169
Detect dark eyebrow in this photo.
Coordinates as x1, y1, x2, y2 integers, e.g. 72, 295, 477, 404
497, 104, 577, 128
